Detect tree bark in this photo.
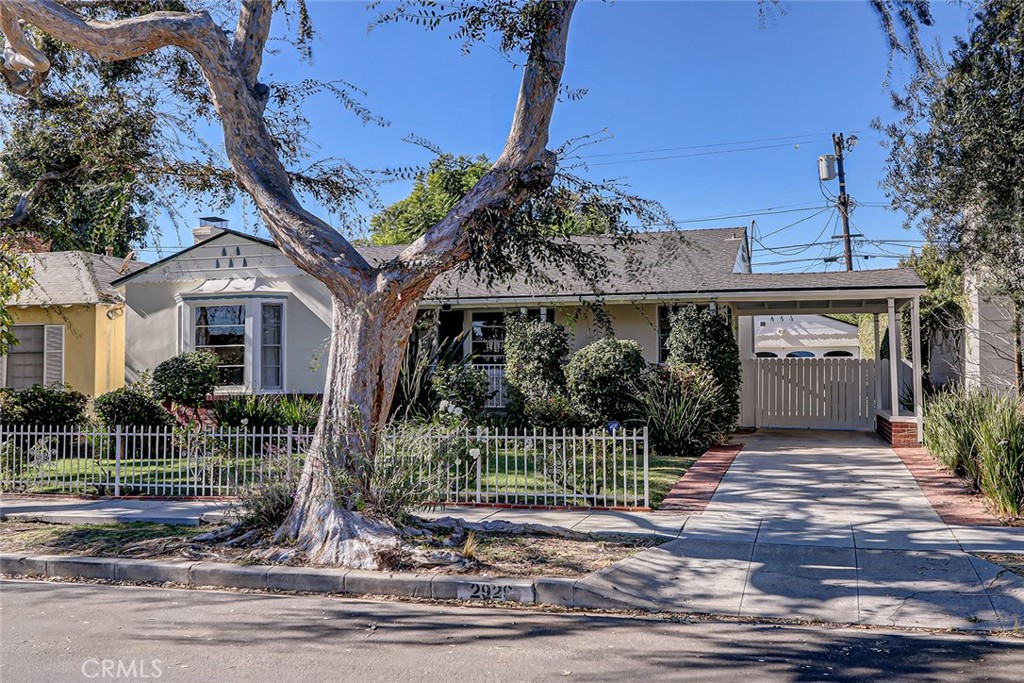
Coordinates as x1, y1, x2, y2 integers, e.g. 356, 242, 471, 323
272, 288, 426, 567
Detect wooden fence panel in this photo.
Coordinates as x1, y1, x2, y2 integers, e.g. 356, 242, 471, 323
742, 358, 879, 430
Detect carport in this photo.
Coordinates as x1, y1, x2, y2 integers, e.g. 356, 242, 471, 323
721, 270, 927, 445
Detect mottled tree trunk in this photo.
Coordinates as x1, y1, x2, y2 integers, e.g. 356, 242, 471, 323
273, 289, 424, 567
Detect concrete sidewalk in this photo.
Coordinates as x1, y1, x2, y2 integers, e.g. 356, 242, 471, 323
575, 430, 1024, 630
0, 496, 235, 527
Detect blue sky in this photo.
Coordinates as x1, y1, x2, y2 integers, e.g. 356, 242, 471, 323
156, 0, 974, 273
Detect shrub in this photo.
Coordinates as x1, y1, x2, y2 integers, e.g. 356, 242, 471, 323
974, 393, 1024, 517
152, 351, 219, 407
392, 320, 468, 419
504, 314, 571, 402
277, 395, 321, 429
666, 307, 741, 431
0, 388, 24, 424
565, 338, 647, 425
923, 388, 985, 489
635, 364, 724, 457
364, 420, 473, 523
430, 365, 491, 420
94, 386, 172, 427
215, 394, 283, 429
518, 393, 585, 429
238, 481, 295, 530
14, 384, 87, 426
923, 388, 1024, 517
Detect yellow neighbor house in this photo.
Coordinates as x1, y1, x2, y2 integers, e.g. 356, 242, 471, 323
1, 252, 145, 397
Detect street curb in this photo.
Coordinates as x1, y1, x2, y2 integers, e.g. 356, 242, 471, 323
0, 552, 568, 607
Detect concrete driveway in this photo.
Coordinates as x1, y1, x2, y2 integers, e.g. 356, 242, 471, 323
576, 430, 1024, 630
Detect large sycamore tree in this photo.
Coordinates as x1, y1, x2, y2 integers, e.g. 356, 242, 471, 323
0, 0, 932, 566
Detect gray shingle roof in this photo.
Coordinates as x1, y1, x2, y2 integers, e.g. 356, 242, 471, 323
357, 227, 752, 300
14, 252, 147, 306
113, 226, 925, 300
355, 227, 924, 300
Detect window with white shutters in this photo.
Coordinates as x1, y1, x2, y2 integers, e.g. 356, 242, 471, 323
2, 324, 62, 389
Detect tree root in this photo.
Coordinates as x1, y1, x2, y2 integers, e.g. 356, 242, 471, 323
415, 516, 591, 543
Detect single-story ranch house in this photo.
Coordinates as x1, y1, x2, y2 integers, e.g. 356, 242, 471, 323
113, 220, 927, 445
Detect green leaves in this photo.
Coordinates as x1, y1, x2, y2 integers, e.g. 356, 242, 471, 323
878, 0, 1024, 293
666, 307, 741, 431
0, 245, 32, 354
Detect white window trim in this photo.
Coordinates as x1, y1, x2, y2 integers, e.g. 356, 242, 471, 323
178, 297, 287, 394
257, 301, 287, 394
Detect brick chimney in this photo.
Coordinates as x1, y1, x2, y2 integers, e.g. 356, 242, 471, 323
193, 216, 228, 244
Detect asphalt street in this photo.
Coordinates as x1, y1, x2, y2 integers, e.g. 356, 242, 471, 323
1, 580, 1022, 683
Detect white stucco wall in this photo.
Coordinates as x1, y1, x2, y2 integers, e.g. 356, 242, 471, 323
964, 274, 1021, 394
121, 234, 332, 395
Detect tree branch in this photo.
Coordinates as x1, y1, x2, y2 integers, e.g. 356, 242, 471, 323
0, 0, 372, 296
232, 0, 272, 100
1, 168, 73, 228
394, 1, 576, 285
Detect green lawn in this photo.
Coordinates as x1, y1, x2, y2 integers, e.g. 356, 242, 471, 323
647, 452, 699, 509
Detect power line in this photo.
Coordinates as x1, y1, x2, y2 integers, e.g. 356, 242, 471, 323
585, 141, 808, 167
581, 132, 832, 159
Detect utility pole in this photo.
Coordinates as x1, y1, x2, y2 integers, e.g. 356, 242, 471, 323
833, 132, 854, 272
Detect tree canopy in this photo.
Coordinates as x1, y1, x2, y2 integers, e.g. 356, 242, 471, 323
369, 153, 634, 246
878, 0, 1024, 292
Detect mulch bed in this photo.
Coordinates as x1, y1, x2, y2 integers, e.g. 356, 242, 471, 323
892, 447, 1003, 526
657, 444, 743, 514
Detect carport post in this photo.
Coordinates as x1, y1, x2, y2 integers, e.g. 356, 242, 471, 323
911, 296, 924, 442
873, 314, 881, 412
887, 298, 900, 416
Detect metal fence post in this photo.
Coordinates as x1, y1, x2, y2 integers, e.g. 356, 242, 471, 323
642, 426, 649, 509
285, 426, 295, 484
114, 425, 122, 497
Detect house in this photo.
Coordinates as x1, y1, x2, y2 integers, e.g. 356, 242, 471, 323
1, 251, 145, 396
926, 273, 1022, 393
754, 315, 860, 359
114, 220, 927, 444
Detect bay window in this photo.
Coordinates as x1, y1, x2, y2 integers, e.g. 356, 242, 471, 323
182, 298, 286, 392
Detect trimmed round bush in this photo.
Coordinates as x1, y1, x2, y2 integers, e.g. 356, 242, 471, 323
215, 394, 283, 429
431, 365, 491, 419
152, 351, 220, 407
666, 307, 741, 431
94, 386, 172, 427
504, 314, 570, 401
636, 364, 724, 457
13, 384, 88, 426
566, 338, 647, 425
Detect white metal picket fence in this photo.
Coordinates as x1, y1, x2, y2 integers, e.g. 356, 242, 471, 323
0, 424, 649, 508
380, 426, 649, 508
0, 424, 311, 497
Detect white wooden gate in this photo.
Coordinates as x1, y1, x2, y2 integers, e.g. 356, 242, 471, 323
742, 358, 879, 430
